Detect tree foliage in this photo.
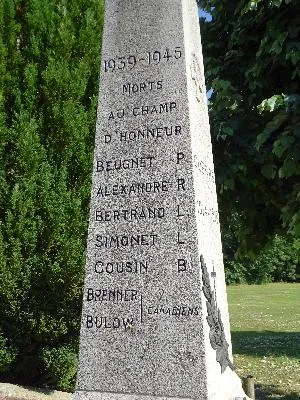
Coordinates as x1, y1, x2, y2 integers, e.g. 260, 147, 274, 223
0, 0, 104, 390
199, 0, 300, 255
225, 235, 300, 284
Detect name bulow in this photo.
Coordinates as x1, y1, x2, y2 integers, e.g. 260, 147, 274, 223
95, 207, 165, 222
95, 233, 158, 248
86, 288, 138, 302
96, 156, 155, 173
86, 315, 134, 330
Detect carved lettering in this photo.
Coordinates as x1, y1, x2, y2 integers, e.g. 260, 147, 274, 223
103, 47, 182, 73
178, 259, 187, 272
95, 207, 165, 222
95, 234, 158, 249
86, 315, 134, 330
86, 288, 138, 302
177, 231, 185, 245
177, 178, 186, 191
96, 156, 155, 172
96, 180, 170, 197
104, 134, 111, 143
177, 205, 184, 217
132, 102, 176, 117
119, 125, 182, 142
122, 80, 163, 95
194, 154, 214, 180
108, 109, 125, 120
177, 152, 185, 164
147, 305, 199, 317
94, 260, 149, 275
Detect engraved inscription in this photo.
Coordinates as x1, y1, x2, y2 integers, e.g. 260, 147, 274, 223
94, 260, 149, 275
107, 102, 177, 120
118, 125, 182, 142
194, 154, 214, 180
86, 288, 138, 302
87, 42, 209, 340
95, 233, 158, 249
190, 52, 204, 103
104, 47, 182, 73
95, 207, 165, 222
122, 80, 163, 95
196, 201, 218, 224
148, 305, 199, 317
178, 259, 187, 272
96, 156, 155, 172
96, 180, 170, 197
132, 101, 176, 117
86, 315, 135, 330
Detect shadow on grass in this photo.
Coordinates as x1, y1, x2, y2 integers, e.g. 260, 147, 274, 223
231, 331, 300, 358
256, 384, 300, 400
232, 331, 300, 399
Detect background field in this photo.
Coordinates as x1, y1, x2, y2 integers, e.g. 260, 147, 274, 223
228, 283, 300, 400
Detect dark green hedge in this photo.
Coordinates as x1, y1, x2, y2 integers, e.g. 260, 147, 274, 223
0, 0, 104, 390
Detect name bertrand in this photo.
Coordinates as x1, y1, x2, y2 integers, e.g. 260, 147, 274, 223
95, 207, 165, 222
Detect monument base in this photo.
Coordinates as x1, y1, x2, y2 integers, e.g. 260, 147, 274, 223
74, 393, 249, 400
73, 392, 192, 400
74, 394, 249, 400
73, 371, 250, 400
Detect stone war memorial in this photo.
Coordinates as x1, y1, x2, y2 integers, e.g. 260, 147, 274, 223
73, 1, 249, 399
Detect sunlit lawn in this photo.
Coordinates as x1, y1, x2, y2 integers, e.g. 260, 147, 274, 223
228, 283, 300, 400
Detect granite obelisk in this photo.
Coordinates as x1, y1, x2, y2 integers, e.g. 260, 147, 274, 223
73, 1, 249, 399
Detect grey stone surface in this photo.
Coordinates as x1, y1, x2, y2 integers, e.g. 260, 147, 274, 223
74, 1, 249, 399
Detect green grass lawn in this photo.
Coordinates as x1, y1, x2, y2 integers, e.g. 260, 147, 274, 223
228, 283, 300, 400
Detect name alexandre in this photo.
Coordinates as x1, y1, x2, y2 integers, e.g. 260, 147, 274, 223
96, 180, 170, 197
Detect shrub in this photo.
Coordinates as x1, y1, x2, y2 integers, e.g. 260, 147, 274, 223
225, 236, 299, 284
0, 0, 104, 390
0, 332, 17, 373
41, 345, 78, 392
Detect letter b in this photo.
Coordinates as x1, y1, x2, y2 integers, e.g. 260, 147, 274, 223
86, 315, 93, 328
86, 289, 94, 301
178, 259, 187, 272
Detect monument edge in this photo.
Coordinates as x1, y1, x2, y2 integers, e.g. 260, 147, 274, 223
73, 390, 194, 400
181, 1, 251, 400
